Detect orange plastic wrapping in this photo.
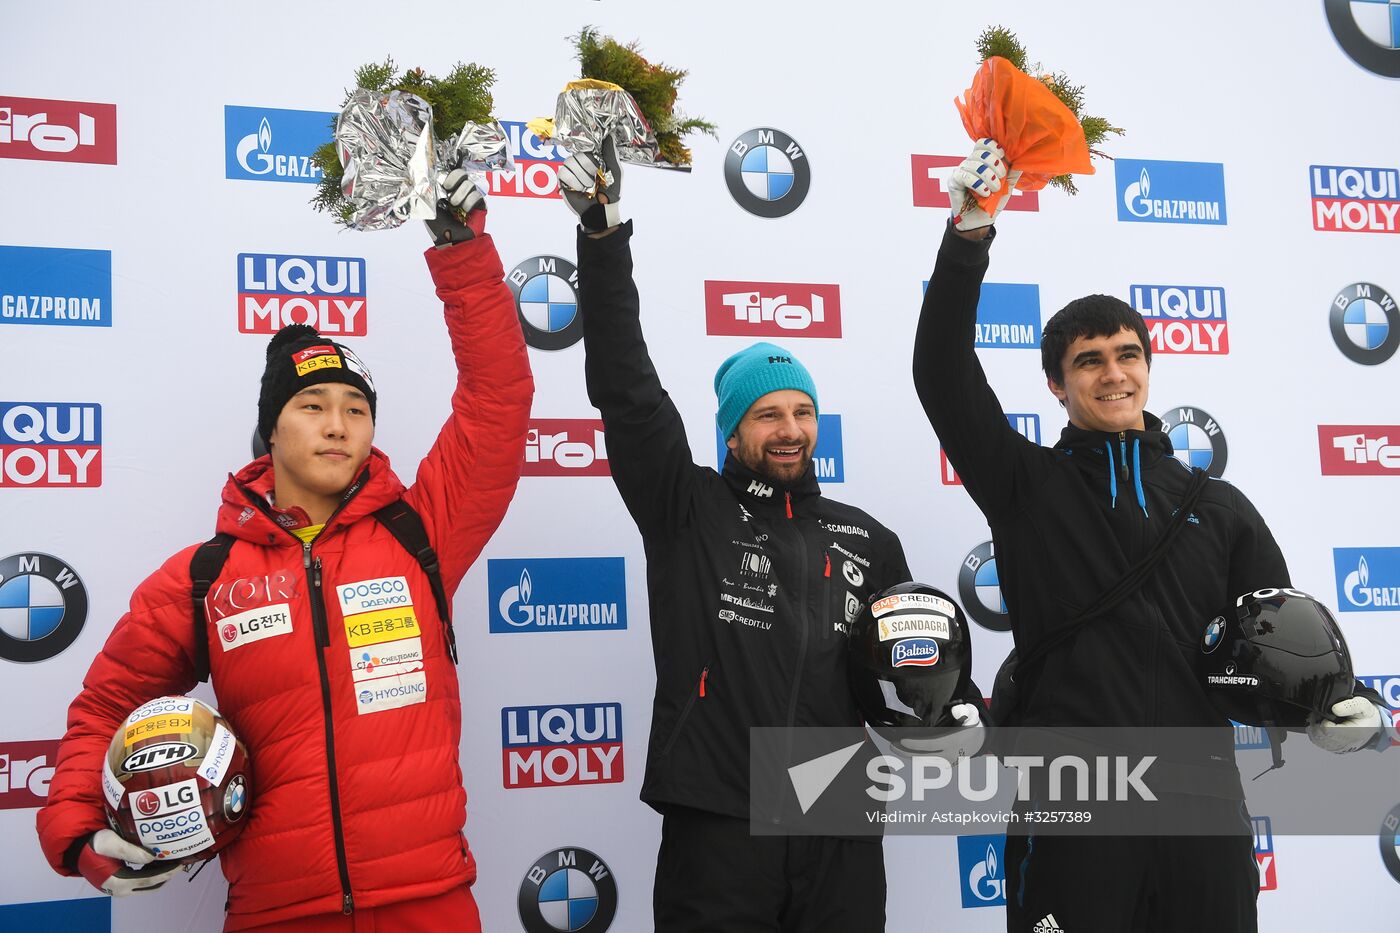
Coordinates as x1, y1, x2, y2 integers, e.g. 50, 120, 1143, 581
954, 56, 1094, 214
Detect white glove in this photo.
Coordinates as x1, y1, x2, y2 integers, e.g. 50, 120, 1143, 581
895, 702, 986, 760
557, 136, 623, 233
424, 169, 487, 247
77, 829, 184, 896
1307, 696, 1385, 754
946, 139, 1023, 232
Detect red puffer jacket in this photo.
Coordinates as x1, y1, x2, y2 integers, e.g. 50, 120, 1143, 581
36, 234, 533, 930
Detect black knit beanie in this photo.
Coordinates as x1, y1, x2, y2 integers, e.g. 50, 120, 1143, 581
257, 324, 377, 450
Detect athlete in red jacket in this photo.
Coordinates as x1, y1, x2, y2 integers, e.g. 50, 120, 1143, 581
36, 178, 533, 931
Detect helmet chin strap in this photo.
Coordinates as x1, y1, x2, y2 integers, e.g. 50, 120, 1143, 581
1252, 700, 1288, 780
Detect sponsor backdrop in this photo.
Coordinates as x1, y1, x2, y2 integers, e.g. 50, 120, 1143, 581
3, 1, 1399, 929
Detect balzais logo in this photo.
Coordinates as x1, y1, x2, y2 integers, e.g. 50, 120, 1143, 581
508, 256, 580, 351
1160, 406, 1229, 478
714, 414, 845, 483
942, 413, 1040, 485
0, 96, 117, 164
488, 558, 626, 633
1, 403, 101, 487
501, 703, 623, 789
1334, 548, 1400, 611
0, 245, 112, 328
1254, 815, 1277, 891
1310, 165, 1399, 234
959, 541, 1009, 633
0, 739, 61, 809
1116, 160, 1227, 225
224, 105, 332, 184
1329, 282, 1398, 365
725, 128, 810, 218
956, 833, 1007, 908
1129, 285, 1229, 354
1325, 0, 1400, 77
0, 553, 88, 662
525, 420, 609, 477
1318, 425, 1400, 475
911, 154, 1040, 213
237, 254, 366, 336
518, 847, 618, 933
703, 281, 841, 338
485, 121, 568, 199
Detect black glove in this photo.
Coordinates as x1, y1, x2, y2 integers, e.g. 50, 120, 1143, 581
424, 170, 487, 247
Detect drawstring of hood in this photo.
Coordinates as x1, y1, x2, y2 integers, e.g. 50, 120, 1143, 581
1132, 438, 1148, 518
1102, 437, 1148, 517
1104, 440, 1118, 509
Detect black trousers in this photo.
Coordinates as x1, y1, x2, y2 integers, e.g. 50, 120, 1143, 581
652, 805, 886, 933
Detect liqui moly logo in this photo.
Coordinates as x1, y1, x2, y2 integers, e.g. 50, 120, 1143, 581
910, 154, 1039, 212
0, 96, 117, 164
0, 740, 61, 809
1318, 425, 1400, 475
237, 253, 367, 335
500, 702, 623, 788
1356, 675, 1400, 746
0, 403, 101, 487
1130, 285, 1229, 354
1254, 815, 1277, 891
1310, 165, 1400, 234
703, 281, 842, 338
523, 419, 609, 476
484, 121, 569, 199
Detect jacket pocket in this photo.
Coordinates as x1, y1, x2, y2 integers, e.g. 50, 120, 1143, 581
659, 662, 711, 756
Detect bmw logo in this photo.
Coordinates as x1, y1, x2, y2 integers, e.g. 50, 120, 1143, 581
1325, 0, 1400, 77
724, 128, 811, 218
507, 256, 581, 351
0, 552, 88, 662
1380, 802, 1400, 883
1159, 406, 1229, 478
518, 847, 618, 933
1202, 617, 1226, 653
1330, 282, 1399, 365
224, 774, 248, 821
957, 541, 1010, 633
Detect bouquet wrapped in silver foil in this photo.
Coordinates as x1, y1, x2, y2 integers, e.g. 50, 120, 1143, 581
546, 79, 660, 173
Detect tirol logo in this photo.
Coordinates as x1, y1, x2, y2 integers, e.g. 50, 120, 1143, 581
518, 847, 618, 933
0, 96, 117, 164
724, 128, 811, 218
942, 413, 1039, 485
1382, 802, 1400, 883
1160, 406, 1229, 478
508, 256, 580, 351
485, 121, 568, 199
488, 558, 627, 634
1318, 425, 1400, 475
1, 403, 102, 487
501, 703, 623, 789
1329, 282, 1398, 365
1325, 0, 1400, 78
715, 414, 845, 482
911, 154, 1040, 213
703, 281, 842, 338
1254, 815, 1277, 891
237, 254, 367, 335
956, 833, 1006, 908
0, 553, 88, 662
524, 420, 609, 477
891, 637, 939, 668
1311, 165, 1400, 234
958, 541, 1010, 633
0, 245, 112, 327
1334, 548, 1400, 611
224, 105, 333, 184
1130, 285, 1229, 355
0, 739, 61, 810
1116, 160, 1227, 225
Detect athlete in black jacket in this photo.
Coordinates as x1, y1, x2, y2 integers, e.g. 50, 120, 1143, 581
916, 139, 1392, 933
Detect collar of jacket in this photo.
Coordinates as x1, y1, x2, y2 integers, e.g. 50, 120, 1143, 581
1052, 412, 1174, 517
721, 450, 821, 515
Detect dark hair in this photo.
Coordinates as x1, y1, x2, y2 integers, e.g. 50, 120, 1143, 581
1040, 295, 1152, 386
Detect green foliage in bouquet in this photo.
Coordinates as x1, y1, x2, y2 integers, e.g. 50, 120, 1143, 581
573, 26, 716, 166
311, 58, 497, 225
976, 26, 1123, 195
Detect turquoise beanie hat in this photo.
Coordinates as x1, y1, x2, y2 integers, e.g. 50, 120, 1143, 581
713, 342, 819, 440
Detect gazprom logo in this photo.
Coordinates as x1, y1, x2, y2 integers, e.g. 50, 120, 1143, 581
920, 280, 1040, 349
956, 834, 1006, 908
1116, 159, 1227, 225
0, 246, 111, 327
714, 414, 844, 482
1333, 547, 1400, 611
224, 106, 333, 184
487, 558, 627, 634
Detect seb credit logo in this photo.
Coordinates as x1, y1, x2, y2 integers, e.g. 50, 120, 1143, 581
237, 253, 366, 335
224, 106, 331, 184
1318, 425, 1400, 475
703, 281, 841, 338
1130, 285, 1229, 354
0, 96, 116, 164
484, 120, 567, 199
0, 245, 111, 327
0, 403, 101, 487
488, 558, 627, 633
0, 739, 61, 809
524, 419, 608, 476
911, 154, 1039, 213
1310, 165, 1399, 234
501, 703, 623, 788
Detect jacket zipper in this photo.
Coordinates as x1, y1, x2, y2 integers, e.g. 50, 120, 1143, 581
660, 664, 710, 756
1117, 432, 1129, 486
822, 551, 832, 640
777, 510, 811, 821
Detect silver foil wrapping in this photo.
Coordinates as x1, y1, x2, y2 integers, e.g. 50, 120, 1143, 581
553, 86, 660, 175
335, 89, 437, 231
439, 119, 514, 182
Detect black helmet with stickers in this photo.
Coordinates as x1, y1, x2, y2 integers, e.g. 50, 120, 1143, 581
847, 582, 973, 755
